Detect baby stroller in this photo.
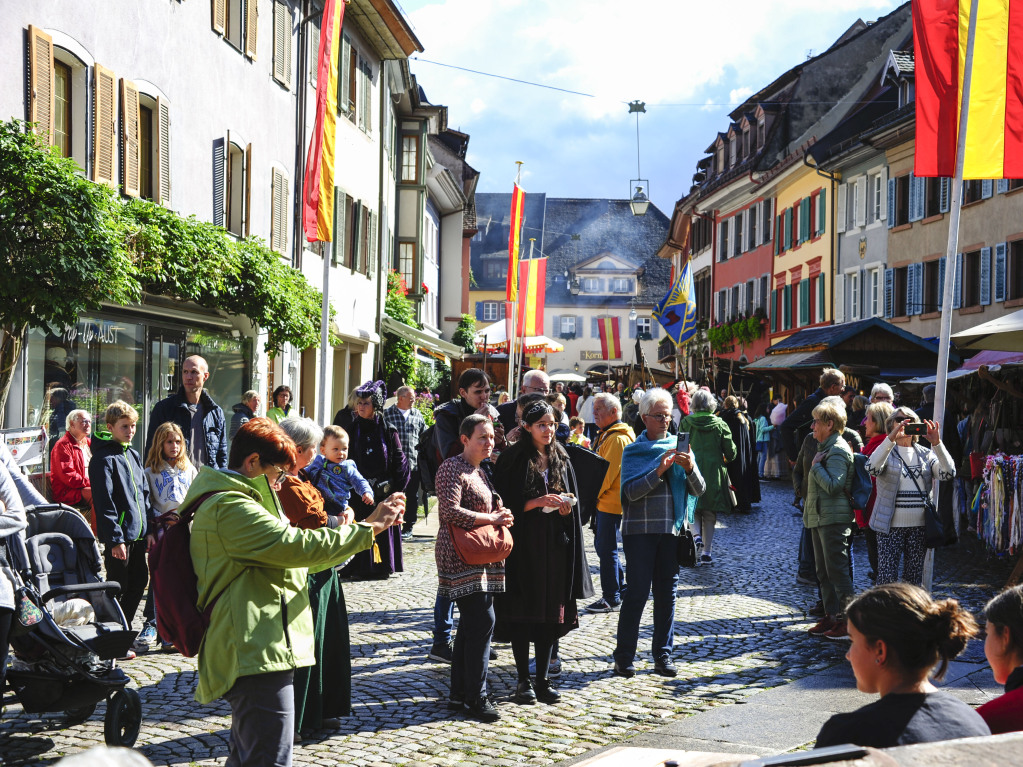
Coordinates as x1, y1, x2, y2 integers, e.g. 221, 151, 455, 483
2, 503, 142, 747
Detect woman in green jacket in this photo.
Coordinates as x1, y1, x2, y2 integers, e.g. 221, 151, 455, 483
680, 389, 737, 565
804, 396, 855, 641
184, 417, 404, 767
266, 385, 294, 424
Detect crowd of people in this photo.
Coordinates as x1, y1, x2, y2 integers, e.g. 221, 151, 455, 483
0, 360, 1021, 767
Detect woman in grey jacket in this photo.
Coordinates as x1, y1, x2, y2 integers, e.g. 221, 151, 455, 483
866, 407, 954, 587
0, 442, 47, 693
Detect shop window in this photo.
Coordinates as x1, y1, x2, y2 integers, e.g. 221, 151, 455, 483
184, 330, 253, 419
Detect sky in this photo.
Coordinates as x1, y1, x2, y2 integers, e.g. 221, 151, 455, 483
396, 0, 905, 217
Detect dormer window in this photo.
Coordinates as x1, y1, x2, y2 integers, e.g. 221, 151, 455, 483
611, 277, 632, 293
581, 277, 601, 293
757, 118, 765, 149
729, 138, 737, 167
716, 145, 724, 173
899, 80, 915, 107
742, 128, 750, 158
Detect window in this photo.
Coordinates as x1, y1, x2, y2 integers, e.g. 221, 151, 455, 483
925, 177, 942, 217
716, 145, 724, 174
401, 135, 418, 183
139, 103, 153, 200
611, 278, 631, 293
757, 118, 765, 149
849, 271, 860, 321
745, 279, 755, 315
482, 302, 499, 322
893, 266, 908, 316
921, 260, 941, 313
53, 60, 71, 157
138, 94, 171, 206
848, 181, 860, 230
581, 277, 600, 292
216, 138, 250, 237
729, 137, 737, 167
483, 259, 507, 282
636, 317, 652, 339
733, 211, 743, 256
717, 290, 726, 323
742, 128, 750, 158
730, 285, 740, 321
870, 173, 883, 223
308, 13, 320, 86
1009, 179, 1023, 191
762, 199, 773, 243
692, 216, 712, 253
893, 175, 910, 226
347, 43, 357, 118
273, 0, 293, 88
695, 272, 712, 323
1008, 241, 1023, 300
719, 219, 729, 261
749, 204, 759, 246
357, 60, 372, 133
215, 0, 258, 58
560, 316, 576, 337
962, 249, 982, 307
398, 241, 416, 288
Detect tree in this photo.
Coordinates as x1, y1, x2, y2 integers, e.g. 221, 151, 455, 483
0, 121, 137, 415
452, 313, 478, 354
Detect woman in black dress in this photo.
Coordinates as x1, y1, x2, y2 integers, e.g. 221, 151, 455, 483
493, 400, 593, 705
337, 381, 409, 578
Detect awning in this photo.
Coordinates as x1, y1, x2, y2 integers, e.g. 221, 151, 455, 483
380, 316, 464, 360
743, 351, 834, 371
951, 308, 1023, 351
901, 350, 1023, 384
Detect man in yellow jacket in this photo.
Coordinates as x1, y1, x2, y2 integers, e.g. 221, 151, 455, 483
586, 393, 635, 613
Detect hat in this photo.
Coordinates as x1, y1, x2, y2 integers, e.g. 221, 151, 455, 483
355, 380, 386, 411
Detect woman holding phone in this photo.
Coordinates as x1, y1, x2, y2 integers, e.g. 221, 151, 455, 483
613, 389, 705, 678
493, 401, 593, 705
866, 407, 954, 587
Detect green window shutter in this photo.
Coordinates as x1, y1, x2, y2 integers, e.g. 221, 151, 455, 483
818, 188, 826, 235
818, 274, 826, 322
799, 278, 809, 325
783, 208, 792, 250
783, 284, 792, 329
770, 289, 777, 332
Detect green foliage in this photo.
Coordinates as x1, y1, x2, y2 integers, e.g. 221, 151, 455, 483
707, 314, 765, 353
452, 314, 477, 354
707, 323, 734, 353
382, 271, 417, 385
414, 392, 436, 427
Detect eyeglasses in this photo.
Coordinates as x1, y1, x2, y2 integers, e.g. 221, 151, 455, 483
643, 413, 672, 421
270, 465, 287, 486
524, 385, 551, 394
892, 416, 909, 423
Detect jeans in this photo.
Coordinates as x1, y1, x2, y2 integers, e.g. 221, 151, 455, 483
451, 592, 494, 702
434, 590, 455, 645
402, 470, 421, 532
756, 442, 768, 476
614, 533, 678, 665
594, 511, 625, 604
0, 608, 12, 692
223, 670, 295, 767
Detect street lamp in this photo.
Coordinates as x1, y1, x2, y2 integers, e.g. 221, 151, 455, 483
574, 362, 579, 372
628, 297, 639, 321
628, 100, 649, 216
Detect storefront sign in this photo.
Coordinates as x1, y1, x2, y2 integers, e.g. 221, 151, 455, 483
1, 427, 45, 469
580, 350, 619, 361
60, 319, 124, 346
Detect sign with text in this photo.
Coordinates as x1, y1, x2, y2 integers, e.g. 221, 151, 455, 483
581, 349, 620, 361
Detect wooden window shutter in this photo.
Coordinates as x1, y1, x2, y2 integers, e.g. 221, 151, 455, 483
120, 79, 141, 198
92, 64, 117, 187
212, 137, 226, 226
271, 168, 288, 254
273, 0, 292, 87
244, 143, 252, 237
244, 0, 259, 59
212, 0, 227, 34
338, 35, 351, 116
28, 25, 55, 144
156, 97, 171, 206
308, 17, 320, 85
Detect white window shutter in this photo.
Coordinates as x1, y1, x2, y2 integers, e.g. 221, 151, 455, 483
855, 176, 867, 228
834, 273, 845, 323
737, 282, 745, 316
836, 183, 847, 234
878, 167, 888, 219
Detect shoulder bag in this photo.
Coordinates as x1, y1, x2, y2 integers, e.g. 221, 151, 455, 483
676, 526, 697, 568
893, 448, 944, 549
449, 466, 513, 565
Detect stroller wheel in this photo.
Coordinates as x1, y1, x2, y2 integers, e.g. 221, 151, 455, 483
104, 688, 142, 747
65, 703, 97, 724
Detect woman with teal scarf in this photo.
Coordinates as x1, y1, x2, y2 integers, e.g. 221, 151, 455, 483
612, 389, 705, 679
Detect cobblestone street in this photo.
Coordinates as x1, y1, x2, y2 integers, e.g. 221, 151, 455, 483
1, 480, 1014, 766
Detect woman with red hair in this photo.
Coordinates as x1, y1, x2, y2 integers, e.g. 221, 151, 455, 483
184, 418, 404, 766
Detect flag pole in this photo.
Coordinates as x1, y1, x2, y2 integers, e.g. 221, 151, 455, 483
934, 0, 979, 455
508, 162, 524, 398
317, 240, 332, 425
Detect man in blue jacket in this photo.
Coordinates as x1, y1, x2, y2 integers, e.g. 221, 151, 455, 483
145, 355, 228, 470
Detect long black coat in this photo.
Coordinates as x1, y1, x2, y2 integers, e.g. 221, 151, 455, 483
492, 439, 594, 640
719, 408, 761, 511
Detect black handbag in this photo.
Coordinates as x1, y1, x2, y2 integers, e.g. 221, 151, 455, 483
894, 449, 945, 549
676, 527, 697, 568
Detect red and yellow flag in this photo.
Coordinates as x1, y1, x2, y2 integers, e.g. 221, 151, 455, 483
302, 0, 345, 242
516, 258, 546, 337
506, 184, 526, 301
597, 317, 622, 360
913, 0, 1023, 178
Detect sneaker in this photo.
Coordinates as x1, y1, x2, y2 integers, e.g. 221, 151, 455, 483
612, 660, 636, 678
699, 553, 713, 566
528, 657, 562, 677
808, 600, 826, 618
465, 695, 500, 723
401, 531, 414, 542
653, 656, 678, 677
133, 624, 157, 651
585, 597, 621, 614
117, 649, 137, 661
807, 616, 837, 636
822, 620, 851, 641
693, 535, 703, 550
428, 641, 454, 663
795, 574, 817, 586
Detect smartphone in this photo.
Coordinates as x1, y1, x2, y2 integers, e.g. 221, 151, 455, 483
676, 431, 690, 453
904, 422, 928, 436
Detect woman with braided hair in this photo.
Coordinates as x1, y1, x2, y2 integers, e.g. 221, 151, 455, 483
336, 380, 410, 579
493, 400, 594, 705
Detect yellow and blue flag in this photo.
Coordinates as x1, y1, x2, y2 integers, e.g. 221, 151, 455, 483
653, 259, 698, 346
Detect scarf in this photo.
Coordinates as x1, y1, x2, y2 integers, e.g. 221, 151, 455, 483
620, 430, 696, 532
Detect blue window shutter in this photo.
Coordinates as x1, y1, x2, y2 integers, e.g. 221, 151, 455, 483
652, 321, 660, 338
475, 302, 484, 321
887, 178, 897, 228
577, 315, 584, 337
212, 137, 226, 226
553, 314, 562, 336
771, 290, 778, 332
939, 178, 951, 213
980, 246, 992, 305
915, 263, 925, 315
982, 179, 994, 199
995, 242, 1007, 302
592, 317, 599, 337
906, 262, 917, 315
628, 318, 637, 338
953, 253, 963, 309
909, 174, 924, 222
818, 188, 826, 235
998, 179, 1010, 194
937, 256, 947, 310
884, 268, 894, 318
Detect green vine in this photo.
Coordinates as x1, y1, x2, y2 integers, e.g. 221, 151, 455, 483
707, 314, 765, 353
452, 313, 477, 354
382, 270, 418, 385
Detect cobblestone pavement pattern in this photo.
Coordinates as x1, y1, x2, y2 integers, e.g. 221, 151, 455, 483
1, 480, 1013, 765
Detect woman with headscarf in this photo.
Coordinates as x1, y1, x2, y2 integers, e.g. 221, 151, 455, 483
680, 390, 737, 565
276, 416, 355, 734
718, 395, 759, 513
493, 400, 593, 705
336, 381, 410, 578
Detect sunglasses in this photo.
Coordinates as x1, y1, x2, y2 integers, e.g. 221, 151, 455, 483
892, 416, 909, 423
270, 465, 287, 485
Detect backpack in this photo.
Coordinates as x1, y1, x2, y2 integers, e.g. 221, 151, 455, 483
848, 452, 872, 512
148, 491, 226, 657
417, 423, 442, 494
